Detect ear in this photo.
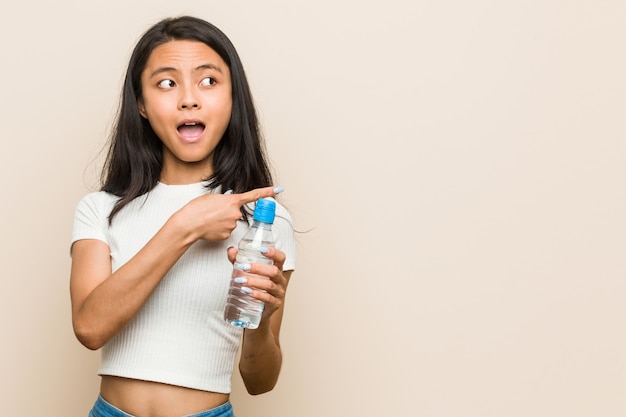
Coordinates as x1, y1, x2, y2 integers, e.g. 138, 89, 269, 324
137, 98, 147, 118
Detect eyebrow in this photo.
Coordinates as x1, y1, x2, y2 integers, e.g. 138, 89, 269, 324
149, 63, 223, 78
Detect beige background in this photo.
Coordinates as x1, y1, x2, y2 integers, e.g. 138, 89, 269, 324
1, 1, 625, 416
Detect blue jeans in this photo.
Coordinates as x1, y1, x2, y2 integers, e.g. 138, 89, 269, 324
89, 395, 235, 417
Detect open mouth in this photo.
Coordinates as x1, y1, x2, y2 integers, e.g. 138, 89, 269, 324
177, 121, 206, 139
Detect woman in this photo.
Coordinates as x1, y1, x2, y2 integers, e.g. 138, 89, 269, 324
70, 16, 296, 417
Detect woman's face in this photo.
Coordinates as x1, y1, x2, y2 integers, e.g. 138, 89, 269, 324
138, 40, 232, 183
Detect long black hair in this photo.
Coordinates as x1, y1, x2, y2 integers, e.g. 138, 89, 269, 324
101, 16, 273, 222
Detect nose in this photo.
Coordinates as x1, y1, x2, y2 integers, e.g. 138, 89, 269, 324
178, 86, 201, 110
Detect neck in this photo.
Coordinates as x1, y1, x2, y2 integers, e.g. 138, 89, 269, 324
160, 159, 213, 185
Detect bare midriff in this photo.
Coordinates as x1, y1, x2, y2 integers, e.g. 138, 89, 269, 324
100, 375, 230, 417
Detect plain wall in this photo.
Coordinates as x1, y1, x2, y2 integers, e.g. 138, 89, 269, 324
1, 1, 625, 416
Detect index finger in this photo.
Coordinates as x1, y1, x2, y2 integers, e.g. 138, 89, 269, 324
235, 186, 284, 206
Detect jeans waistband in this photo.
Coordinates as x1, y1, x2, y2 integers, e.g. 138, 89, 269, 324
89, 395, 234, 417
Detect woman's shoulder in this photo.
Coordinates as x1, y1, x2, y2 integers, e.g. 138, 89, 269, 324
74, 190, 119, 217
72, 191, 120, 244
78, 190, 118, 205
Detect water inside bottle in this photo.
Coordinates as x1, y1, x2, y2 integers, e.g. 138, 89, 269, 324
224, 244, 273, 329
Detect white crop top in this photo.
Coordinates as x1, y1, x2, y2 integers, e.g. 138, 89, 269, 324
71, 182, 296, 393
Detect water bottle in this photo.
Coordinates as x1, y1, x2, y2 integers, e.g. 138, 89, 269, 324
224, 198, 276, 329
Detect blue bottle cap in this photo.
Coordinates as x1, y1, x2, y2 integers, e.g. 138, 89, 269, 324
253, 198, 276, 224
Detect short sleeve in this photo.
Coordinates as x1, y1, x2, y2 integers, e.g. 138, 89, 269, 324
71, 192, 117, 250
273, 203, 297, 271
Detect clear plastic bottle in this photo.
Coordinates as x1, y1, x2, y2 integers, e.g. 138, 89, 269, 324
224, 198, 276, 329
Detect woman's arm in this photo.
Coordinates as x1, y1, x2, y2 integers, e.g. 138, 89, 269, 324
230, 246, 294, 394
70, 212, 196, 350
70, 187, 280, 350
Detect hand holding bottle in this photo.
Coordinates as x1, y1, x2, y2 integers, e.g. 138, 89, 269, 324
226, 244, 288, 325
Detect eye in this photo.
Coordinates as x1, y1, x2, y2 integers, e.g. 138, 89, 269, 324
200, 77, 216, 87
157, 79, 176, 89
